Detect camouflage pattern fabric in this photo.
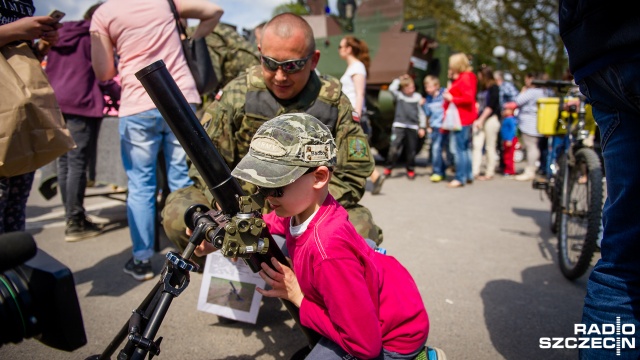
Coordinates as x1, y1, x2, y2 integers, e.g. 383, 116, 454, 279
162, 66, 383, 252
186, 23, 259, 90
187, 24, 260, 114
161, 186, 209, 267
231, 113, 337, 187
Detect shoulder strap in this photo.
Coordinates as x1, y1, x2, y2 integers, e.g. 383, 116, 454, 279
167, 0, 187, 37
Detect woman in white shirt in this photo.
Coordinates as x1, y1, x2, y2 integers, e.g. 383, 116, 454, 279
338, 36, 384, 194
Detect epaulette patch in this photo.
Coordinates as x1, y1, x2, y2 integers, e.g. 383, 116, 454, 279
215, 90, 223, 101
200, 112, 212, 127
347, 136, 369, 161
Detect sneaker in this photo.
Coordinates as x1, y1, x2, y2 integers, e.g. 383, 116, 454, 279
430, 174, 443, 183
426, 346, 448, 360
383, 168, 392, 177
371, 175, 385, 195
515, 172, 535, 181
123, 258, 154, 281
407, 170, 416, 180
65, 217, 103, 242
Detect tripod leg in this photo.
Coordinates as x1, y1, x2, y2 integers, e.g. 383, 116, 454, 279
95, 281, 163, 359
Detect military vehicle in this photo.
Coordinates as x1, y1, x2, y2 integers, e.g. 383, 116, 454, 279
302, 0, 449, 157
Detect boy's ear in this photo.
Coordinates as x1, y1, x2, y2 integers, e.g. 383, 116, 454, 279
312, 166, 331, 188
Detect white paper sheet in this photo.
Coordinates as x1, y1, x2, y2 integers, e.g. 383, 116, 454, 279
197, 251, 265, 324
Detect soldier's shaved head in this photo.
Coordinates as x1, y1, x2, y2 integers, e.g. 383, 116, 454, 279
263, 13, 315, 54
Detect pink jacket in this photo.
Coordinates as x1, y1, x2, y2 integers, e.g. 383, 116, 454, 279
264, 195, 429, 359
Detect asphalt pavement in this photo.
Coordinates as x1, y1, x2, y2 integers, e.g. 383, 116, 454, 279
0, 154, 598, 360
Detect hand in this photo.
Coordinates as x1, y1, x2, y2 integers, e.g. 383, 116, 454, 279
418, 128, 426, 138
189, 227, 220, 257
563, 98, 580, 110
473, 119, 484, 131
7, 16, 61, 42
505, 140, 512, 147
39, 26, 59, 45
256, 257, 303, 307
194, 240, 218, 257
442, 91, 453, 102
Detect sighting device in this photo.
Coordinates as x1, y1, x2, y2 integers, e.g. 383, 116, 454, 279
89, 60, 319, 360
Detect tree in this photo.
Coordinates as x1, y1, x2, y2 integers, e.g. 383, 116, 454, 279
272, 1, 311, 17
405, 0, 567, 81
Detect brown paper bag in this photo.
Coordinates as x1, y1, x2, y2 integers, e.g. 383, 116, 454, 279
0, 42, 75, 179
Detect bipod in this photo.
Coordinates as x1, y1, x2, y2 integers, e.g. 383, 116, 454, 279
87, 218, 212, 360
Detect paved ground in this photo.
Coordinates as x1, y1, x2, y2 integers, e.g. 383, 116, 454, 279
0, 154, 599, 360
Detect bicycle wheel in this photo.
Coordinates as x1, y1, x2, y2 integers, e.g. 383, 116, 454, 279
557, 148, 603, 280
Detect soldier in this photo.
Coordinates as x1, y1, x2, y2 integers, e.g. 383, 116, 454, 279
162, 13, 382, 262
186, 23, 260, 115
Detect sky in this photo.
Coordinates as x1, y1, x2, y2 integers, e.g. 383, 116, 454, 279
34, 0, 339, 33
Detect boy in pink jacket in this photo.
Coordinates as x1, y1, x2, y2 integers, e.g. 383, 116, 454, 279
197, 113, 430, 359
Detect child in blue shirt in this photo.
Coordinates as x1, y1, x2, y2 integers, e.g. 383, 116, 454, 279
422, 75, 449, 182
500, 102, 518, 176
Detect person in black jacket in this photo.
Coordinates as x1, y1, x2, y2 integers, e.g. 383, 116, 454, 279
559, 2, 640, 359
472, 66, 501, 180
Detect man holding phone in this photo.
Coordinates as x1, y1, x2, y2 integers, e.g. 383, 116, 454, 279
0, 1, 62, 234
0, 3, 62, 60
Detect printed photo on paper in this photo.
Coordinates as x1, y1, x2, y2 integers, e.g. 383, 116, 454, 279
197, 251, 265, 324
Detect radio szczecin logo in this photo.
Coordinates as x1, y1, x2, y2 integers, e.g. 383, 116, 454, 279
540, 317, 635, 356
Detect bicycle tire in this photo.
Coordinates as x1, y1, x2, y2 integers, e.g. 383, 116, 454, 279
557, 148, 603, 280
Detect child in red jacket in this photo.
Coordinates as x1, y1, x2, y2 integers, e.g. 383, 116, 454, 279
500, 102, 519, 176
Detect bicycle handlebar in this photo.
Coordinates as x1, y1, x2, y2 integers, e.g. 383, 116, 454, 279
531, 79, 575, 89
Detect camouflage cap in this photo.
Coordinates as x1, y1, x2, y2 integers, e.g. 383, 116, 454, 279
231, 113, 337, 188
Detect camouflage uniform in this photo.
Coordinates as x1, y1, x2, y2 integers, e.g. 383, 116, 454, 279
162, 65, 382, 258
187, 24, 260, 114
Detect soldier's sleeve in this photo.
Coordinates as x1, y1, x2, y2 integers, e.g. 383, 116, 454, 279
330, 94, 375, 208
187, 80, 244, 205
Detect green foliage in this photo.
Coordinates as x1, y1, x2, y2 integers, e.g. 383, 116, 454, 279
272, 2, 311, 17
404, 0, 568, 82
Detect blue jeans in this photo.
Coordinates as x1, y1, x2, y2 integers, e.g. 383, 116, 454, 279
430, 128, 450, 176
120, 107, 194, 261
546, 135, 569, 178
450, 126, 472, 183
577, 59, 640, 359
305, 336, 424, 360
58, 114, 102, 221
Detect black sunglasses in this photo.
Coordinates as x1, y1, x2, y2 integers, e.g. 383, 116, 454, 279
255, 168, 318, 198
260, 53, 313, 74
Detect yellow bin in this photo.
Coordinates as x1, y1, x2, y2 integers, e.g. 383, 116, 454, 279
537, 97, 596, 136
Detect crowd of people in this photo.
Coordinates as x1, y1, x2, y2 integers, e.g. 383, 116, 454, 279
372, 56, 588, 193
3, 1, 638, 358
2, 0, 567, 273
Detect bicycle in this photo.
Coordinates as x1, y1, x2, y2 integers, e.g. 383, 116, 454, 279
532, 79, 604, 280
